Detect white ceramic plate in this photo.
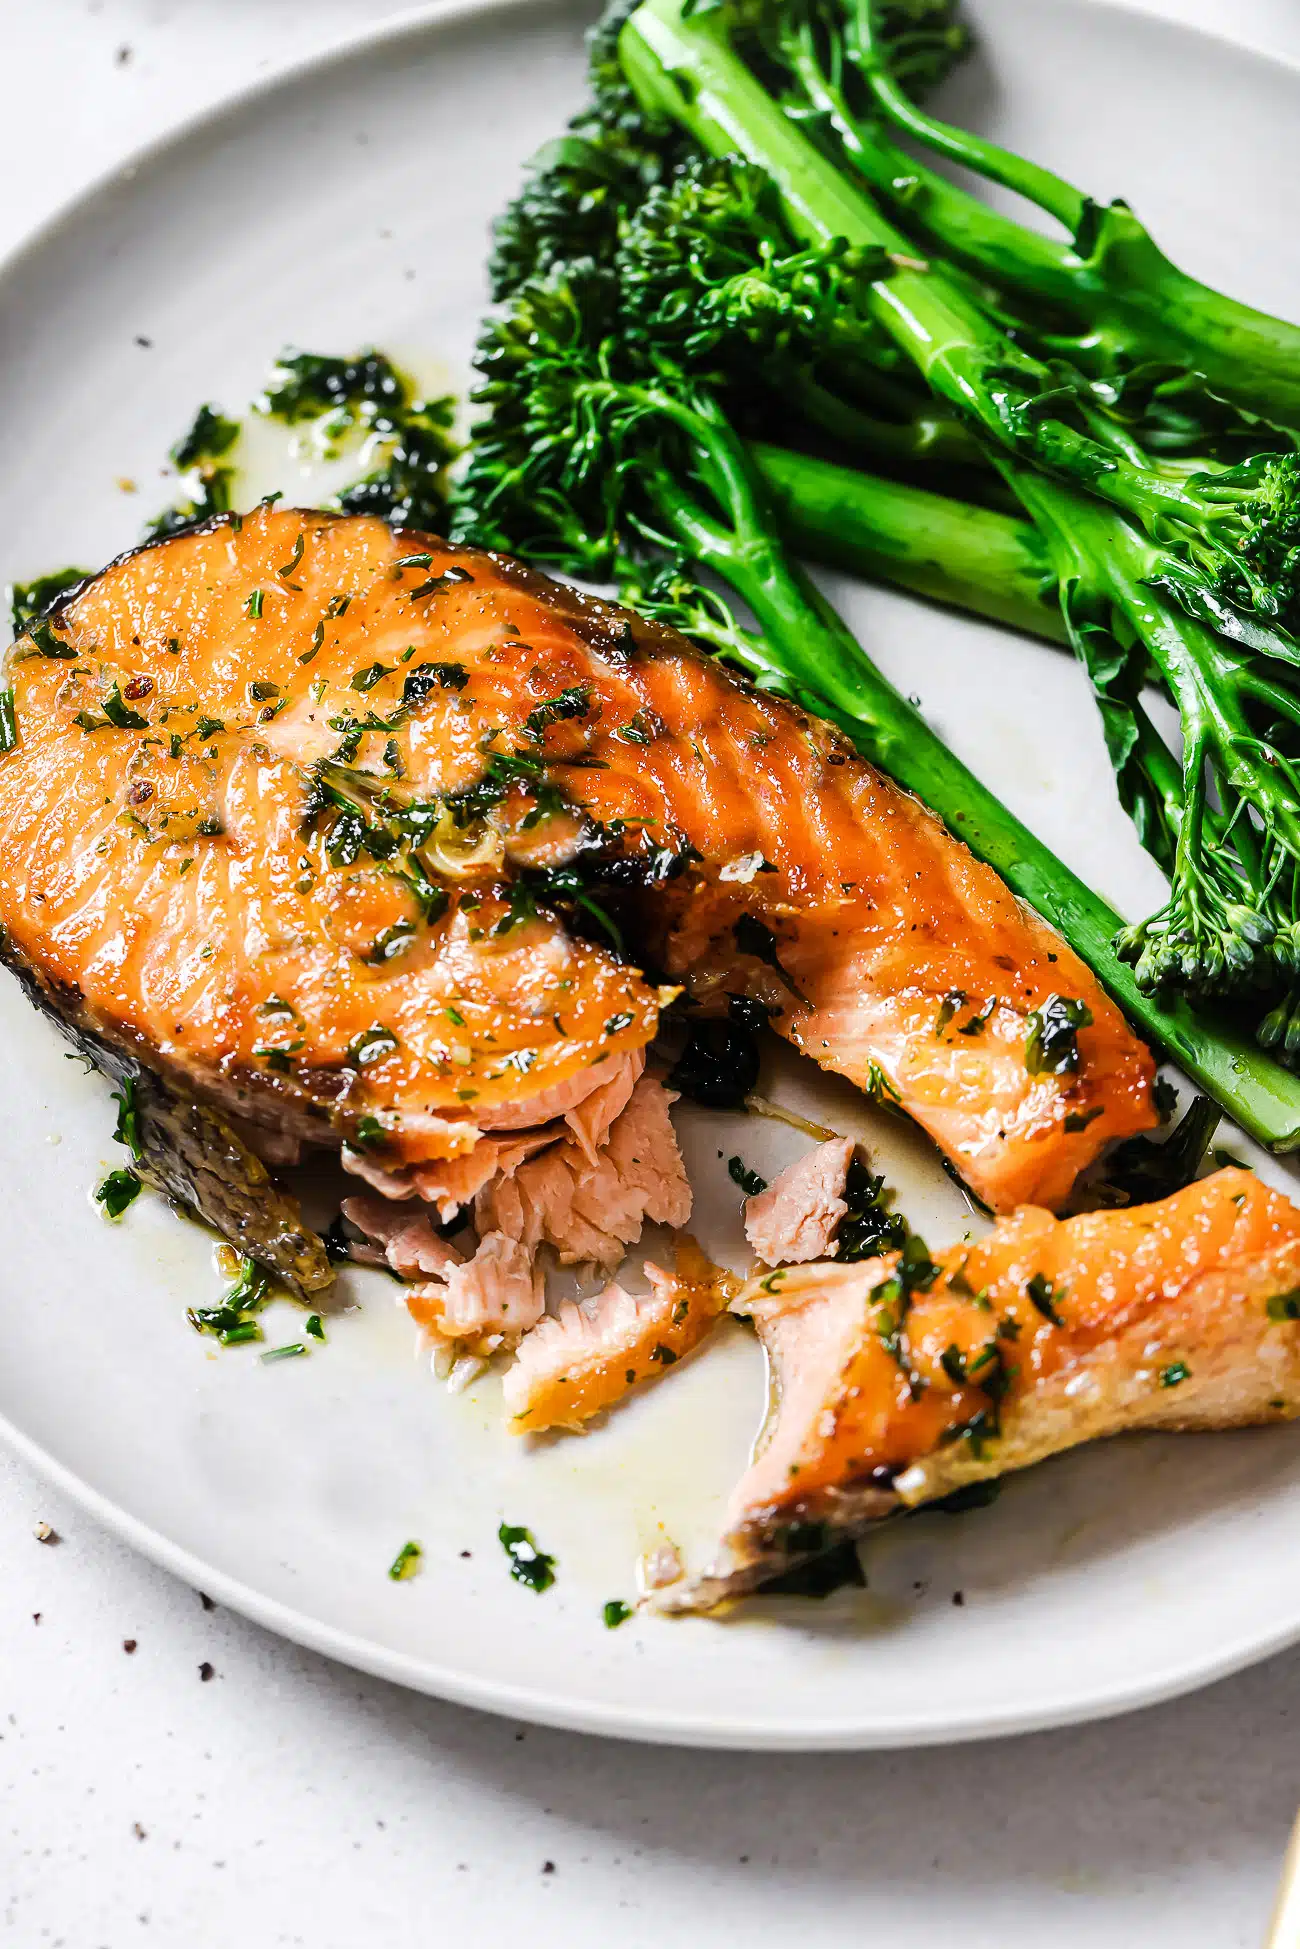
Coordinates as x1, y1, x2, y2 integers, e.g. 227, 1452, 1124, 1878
3, 0, 1300, 1750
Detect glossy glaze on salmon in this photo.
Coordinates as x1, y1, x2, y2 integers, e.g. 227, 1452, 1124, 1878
0, 503, 1156, 1285
657, 1167, 1300, 1610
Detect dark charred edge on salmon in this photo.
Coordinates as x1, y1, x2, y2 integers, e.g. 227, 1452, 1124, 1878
652, 1481, 900, 1614
0, 931, 333, 1300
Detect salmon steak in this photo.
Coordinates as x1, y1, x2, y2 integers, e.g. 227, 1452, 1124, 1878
0, 501, 1158, 1305
656, 1166, 1300, 1611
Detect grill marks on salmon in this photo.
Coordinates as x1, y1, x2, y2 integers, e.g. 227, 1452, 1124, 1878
655, 1167, 1300, 1610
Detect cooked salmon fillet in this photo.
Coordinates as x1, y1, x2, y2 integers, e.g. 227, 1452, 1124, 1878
657, 1167, 1300, 1610
0, 505, 1154, 1283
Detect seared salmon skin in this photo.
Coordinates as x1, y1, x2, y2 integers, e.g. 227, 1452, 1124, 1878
658, 1167, 1300, 1609
0, 505, 1153, 1281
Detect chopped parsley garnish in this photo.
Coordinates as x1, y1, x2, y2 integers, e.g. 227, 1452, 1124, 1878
261, 1342, 307, 1363
407, 567, 475, 600
603, 1011, 634, 1036
864, 1061, 902, 1109
365, 921, 417, 965
259, 348, 458, 531
8, 566, 88, 635
352, 1114, 390, 1150
649, 1343, 678, 1365
195, 715, 225, 740
350, 662, 389, 692
870, 1235, 940, 1395
112, 1078, 143, 1159
499, 1522, 556, 1593
523, 683, 592, 742
1025, 1273, 1065, 1327
0, 689, 16, 754
728, 1155, 767, 1197
1159, 1361, 1190, 1388
1025, 995, 1093, 1075
245, 590, 265, 621
388, 1540, 423, 1582
305, 1314, 326, 1342
602, 1599, 633, 1629
26, 618, 77, 660
934, 990, 966, 1036
187, 1255, 272, 1347
94, 1167, 141, 1219
836, 1157, 908, 1262
278, 532, 306, 580
958, 997, 997, 1037
346, 1025, 399, 1067
102, 683, 148, 731
1267, 1289, 1300, 1322
171, 402, 239, 471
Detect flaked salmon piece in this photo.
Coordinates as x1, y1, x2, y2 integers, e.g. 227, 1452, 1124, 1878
744, 1137, 855, 1266
476, 1073, 691, 1266
659, 1167, 1300, 1609
339, 1193, 464, 1280
405, 1230, 543, 1347
355, 1051, 646, 1220
562, 1049, 646, 1166
0, 506, 1154, 1283
408, 1129, 558, 1222
502, 1237, 737, 1432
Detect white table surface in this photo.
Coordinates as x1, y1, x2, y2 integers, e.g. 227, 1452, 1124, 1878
4, 1, 1300, 1943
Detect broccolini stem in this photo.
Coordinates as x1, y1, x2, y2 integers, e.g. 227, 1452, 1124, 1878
748, 442, 1067, 644
852, 0, 1086, 234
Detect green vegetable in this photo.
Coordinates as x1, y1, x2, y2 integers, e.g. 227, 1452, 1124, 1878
0, 690, 17, 754
101, 683, 148, 731
8, 566, 89, 636
259, 349, 458, 531
112, 1078, 143, 1159
727, 1154, 767, 1196
1159, 1361, 1191, 1388
187, 1255, 272, 1346
835, 1155, 907, 1262
804, 0, 1300, 425
1025, 1273, 1065, 1328
499, 1522, 557, 1592
94, 1167, 141, 1219
603, 1598, 634, 1627
149, 401, 240, 535
388, 1540, 423, 1581
1024, 996, 1093, 1077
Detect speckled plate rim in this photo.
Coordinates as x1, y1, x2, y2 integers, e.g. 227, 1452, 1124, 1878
3, 0, 1300, 1751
